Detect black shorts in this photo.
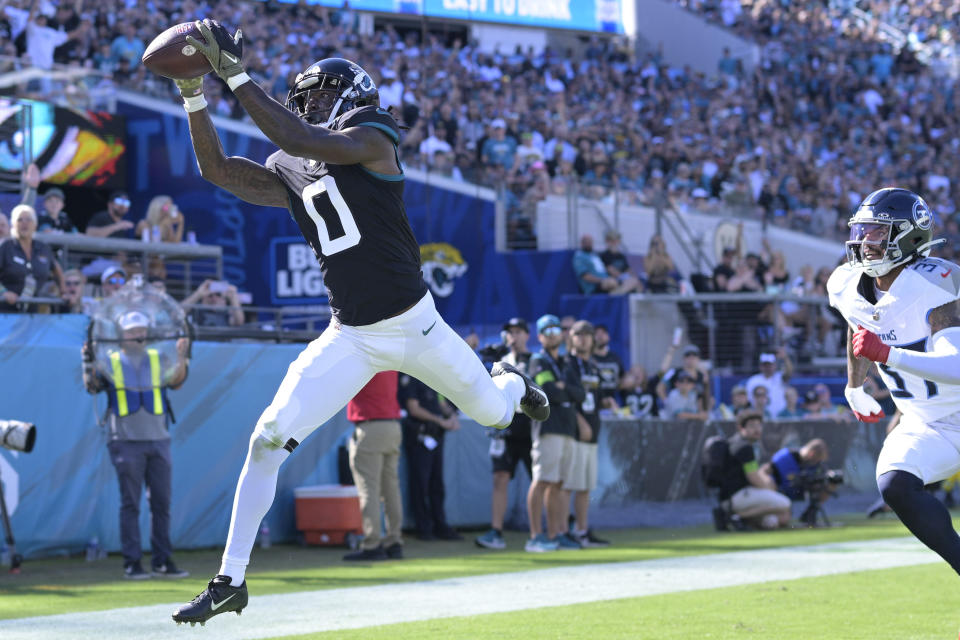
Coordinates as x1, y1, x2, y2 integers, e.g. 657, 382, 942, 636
491, 438, 532, 478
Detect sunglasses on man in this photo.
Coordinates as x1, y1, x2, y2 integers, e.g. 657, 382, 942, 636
107, 276, 125, 285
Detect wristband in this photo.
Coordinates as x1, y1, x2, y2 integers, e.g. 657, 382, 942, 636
183, 94, 208, 113
226, 72, 251, 91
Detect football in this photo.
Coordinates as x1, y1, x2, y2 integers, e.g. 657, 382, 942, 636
142, 22, 211, 79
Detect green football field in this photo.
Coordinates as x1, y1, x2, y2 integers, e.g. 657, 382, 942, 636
0, 513, 957, 639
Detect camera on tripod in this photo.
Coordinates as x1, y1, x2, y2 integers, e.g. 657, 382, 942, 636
797, 466, 844, 527
0, 420, 36, 453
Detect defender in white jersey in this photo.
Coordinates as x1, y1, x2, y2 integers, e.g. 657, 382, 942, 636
828, 187, 960, 576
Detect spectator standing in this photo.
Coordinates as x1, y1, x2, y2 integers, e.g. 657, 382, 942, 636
398, 374, 462, 541
180, 279, 244, 327
110, 23, 144, 69
20, 4, 70, 71
744, 349, 793, 417
481, 119, 517, 173
565, 320, 609, 547
720, 410, 792, 530
0, 204, 63, 312
525, 314, 583, 552
135, 195, 185, 243
476, 317, 534, 551
86, 192, 134, 238
592, 323, 625, 409
343, 371, 404, 561
36, 187, 76, 233
82, 310, 191, 578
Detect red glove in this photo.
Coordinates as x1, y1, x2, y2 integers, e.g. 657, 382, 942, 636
852, 325, 891, 364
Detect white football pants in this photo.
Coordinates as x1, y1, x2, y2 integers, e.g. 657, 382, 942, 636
220, 291, 523, 582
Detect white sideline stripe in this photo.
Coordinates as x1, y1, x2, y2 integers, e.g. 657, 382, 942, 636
0, 537, 938, 640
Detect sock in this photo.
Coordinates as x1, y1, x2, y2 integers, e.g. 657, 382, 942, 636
491, 373, 525, 426
218, 434, 290, 585
879, 470, 960, 575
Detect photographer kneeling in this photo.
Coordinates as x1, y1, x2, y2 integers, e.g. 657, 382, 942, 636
764, 438, 843, 527
721, 411, 792, 530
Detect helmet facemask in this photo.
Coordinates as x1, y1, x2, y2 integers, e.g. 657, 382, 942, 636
846, 220, 896, 277
287, 75, 353, 126
846, 218, 942, 277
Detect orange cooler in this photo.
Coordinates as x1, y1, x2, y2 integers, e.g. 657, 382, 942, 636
293, 484, 363, 546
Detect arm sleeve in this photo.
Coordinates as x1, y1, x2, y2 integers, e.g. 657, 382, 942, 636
886, 328, 960, 385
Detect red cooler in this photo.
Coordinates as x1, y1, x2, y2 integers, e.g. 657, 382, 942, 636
294, 484, 363, 546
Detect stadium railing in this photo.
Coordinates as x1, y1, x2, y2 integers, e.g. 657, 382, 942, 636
38, 232, 223, 300
627, 292, 845, 377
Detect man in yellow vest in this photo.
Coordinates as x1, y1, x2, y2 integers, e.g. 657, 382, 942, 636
83, 309, 190, 579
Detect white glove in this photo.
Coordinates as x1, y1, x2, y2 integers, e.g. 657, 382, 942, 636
844, 385, 885, 423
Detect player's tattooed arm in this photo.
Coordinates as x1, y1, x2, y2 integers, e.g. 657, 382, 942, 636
928, 300, 960, 336
186, 110, 287, 207
847, 325, 873, 387
232, 82, 390, 165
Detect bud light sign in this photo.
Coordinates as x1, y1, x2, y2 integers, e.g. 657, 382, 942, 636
270, 237, 327, 305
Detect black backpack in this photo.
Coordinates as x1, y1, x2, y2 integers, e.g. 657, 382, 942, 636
701, 435, 731, 489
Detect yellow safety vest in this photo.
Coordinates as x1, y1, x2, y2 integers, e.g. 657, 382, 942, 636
107, 349, 165, 417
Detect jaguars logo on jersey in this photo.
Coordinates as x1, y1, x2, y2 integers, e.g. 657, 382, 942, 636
420, 243, 467, 298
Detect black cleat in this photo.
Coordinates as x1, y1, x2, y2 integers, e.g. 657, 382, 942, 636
172, 575, 247, 625
491, 361, 550, 422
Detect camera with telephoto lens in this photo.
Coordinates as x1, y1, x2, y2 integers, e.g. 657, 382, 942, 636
0, 420, 36, 453
798, 467, 844, 494
797, 466, 843, 527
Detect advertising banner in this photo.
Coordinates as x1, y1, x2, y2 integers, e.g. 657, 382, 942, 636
266, 0, 624, 32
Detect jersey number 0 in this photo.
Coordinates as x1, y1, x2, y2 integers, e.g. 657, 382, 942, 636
301, 175, 362, 256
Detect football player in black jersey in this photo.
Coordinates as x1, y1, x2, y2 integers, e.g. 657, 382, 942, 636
169, 20, 550, 626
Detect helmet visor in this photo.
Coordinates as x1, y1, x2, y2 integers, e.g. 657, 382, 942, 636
846, 221, 891, 266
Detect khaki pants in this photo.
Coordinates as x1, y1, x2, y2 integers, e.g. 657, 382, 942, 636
348, 419, 403, 550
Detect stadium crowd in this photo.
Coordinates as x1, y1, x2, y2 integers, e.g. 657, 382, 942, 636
6, 0, 960, 254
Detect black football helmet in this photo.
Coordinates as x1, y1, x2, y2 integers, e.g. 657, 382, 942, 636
846, 187, 944, 277
284, 58, 379, 127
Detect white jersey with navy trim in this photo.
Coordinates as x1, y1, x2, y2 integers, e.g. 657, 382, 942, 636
828, 257, 960, 422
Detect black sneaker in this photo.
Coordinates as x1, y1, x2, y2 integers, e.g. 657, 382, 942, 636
576, 529, 610, 548
491, 361, 550, 422
124, 561, 151, 580
172, 575, 248, 626
385, 543, 404, 559
343, 546, 387, 561
152, 560, 189, 578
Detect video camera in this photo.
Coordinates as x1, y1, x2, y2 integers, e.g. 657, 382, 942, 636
0, 420, 35, 453
797, 466, 843, 527
797, 467, 844, 495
